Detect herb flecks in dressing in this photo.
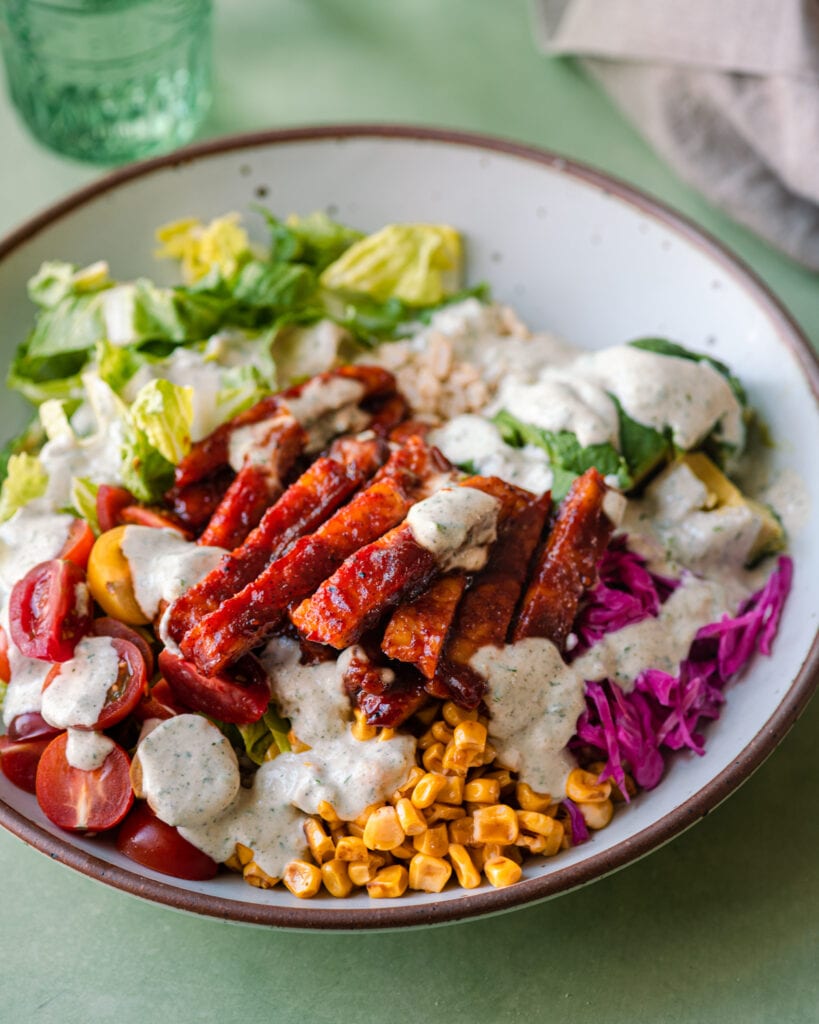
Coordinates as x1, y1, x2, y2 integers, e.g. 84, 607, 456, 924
406, 487, 501, 572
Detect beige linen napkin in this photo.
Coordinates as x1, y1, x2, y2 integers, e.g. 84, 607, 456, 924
532, 0, 819, 269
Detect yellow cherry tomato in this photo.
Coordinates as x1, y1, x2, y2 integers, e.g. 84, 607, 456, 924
86, 525, 149, 625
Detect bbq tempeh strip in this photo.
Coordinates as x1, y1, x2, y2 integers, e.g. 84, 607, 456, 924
180, 438, 442, 675
341, 647, 427, 728
512, 467, 616, 649
197, 415, 306, 550
380, 573, 468, 678
430, 491, 551, 706
166, 436, 387, 643
292, 476, 534, 651
174, 365, 396, 488
165, 468, 234, 532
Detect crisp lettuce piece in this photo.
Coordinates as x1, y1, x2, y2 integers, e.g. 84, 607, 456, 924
257, 209, 363, 271
155, 214, 251, 285
0, 452, 48, 522
0, 679, 7, 707
227, 259, 316, 311
235, 705, 292, 765
95, 339, 156, 393
0, 419, 46, 486
320, 224, 463, 305
129, 379, 193, 466
119, 428, 175, 504
68, 477, 100, 534
39, 399, 74, 441
28, 260, 112, 309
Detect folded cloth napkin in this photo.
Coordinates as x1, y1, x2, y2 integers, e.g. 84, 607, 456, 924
532, 0, 819, 269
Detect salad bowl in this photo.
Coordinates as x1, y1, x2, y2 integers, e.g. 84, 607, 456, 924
0, 126, 816, 929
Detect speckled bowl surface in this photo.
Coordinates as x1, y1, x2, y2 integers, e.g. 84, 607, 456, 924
0, 126, 816, 929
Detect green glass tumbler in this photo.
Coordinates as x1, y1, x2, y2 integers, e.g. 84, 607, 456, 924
0, 0, 212, 165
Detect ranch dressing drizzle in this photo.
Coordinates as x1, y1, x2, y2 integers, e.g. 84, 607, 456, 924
66, 730, 115, 771
406, 487, 501, 572
120, 526, 226, 620
472, 639, 586, 799
284, 375, 369, 454
40, 636, 121, 730
227, 412, 296, 473
155, 640, 416, 878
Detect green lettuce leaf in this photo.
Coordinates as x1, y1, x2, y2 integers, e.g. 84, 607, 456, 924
68, 477, 100, 534
235, 705, 292, 765
0, 452, 48, 522
0, 418, 46, 487
628, 337, 747, 406
258, 209, 363, 271
129, 379, 194, 465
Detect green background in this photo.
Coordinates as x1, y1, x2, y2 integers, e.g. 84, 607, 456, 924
0, 3, 816, 1021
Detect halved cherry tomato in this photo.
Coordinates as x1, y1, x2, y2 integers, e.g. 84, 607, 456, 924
43, 637, 147, 732
132, 678, 187, 722
7, 711, 61, 743
59, 518, 95, 569
9, 559, 92, 662
0, 624, 10, 683
116, 800, 218, 880
91, 617, 155, 678
0, 734, 57, 793
96, 484, 134, 533
35, 732, 133, 832
119, 505, 191, 537
159, 650, 270, 725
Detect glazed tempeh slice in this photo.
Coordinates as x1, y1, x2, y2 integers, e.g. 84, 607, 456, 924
380, 573, 468, 679
430, 491, 551, 707
174, 364, 396, 488
292, 476, 534, 651
512, 467, 616, 649
165, 468, 234, 532
197, 414, 306, 549
180, 439, 443, 675
166, 436, 387, 643
341, 646, 427, 728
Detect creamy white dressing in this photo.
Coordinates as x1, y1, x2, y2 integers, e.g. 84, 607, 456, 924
496, 375, 620, 449
429, 415, 553, 495
227, 412, 296, 473
120, 526, 226, 621
135, 715, 241, 827
40, 636, 122, 730
66, 729, 115, 771
472, 639, 586, 798
406, 486, 501, 572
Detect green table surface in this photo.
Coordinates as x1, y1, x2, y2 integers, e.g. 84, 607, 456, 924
0, 3, 816, 1022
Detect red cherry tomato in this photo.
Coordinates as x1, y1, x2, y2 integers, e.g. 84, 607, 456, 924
132, 678, 187, 722
0, 734, 56, 793
0, 625, 10, 683
43, 637, 147, 732
96, 485, 135, 533
9, 559, 93, 662
158, 650, 270, 725
7, 711, 61, 743
35, 732, 133, 832
91, 617, 155, 678
119, 505, 191, 537
59, 518, 95, 569
116, 801, 218, 880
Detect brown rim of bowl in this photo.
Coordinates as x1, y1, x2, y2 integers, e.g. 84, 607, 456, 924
0, 124, 817, 931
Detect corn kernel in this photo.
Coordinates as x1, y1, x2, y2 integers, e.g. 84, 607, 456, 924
367, 864, 408, 899
448, 816, 474, 847
411, 772, 447, 809
392, 766, 425, 801
425, 802, 466, 823
540, 818, 564, 856
417, 727, 438, 751
354, 802, 384, 829
484, 856, 522, 888
389, 841, 415, 860
442, 701, 478, 727
346, 822, 365, 839
516, 810, 561, 838
453, 720, 487, 753
288, 729, 311, 754
442, 743, 478, 775
464, 778, 501, 804
348, 855, 385, 886
413, 703, 439, 727
335, 835, 369, 862
304, 818, 335, 864
351, 708, 377, 741
473, 804, 519, 844
235, 842, 254, 867
243, 861, 280, 889
363, 805, 405, 851
283, 860, 322, 898
318, 801, 341, 826
516, 782, 553, 813
516, 832, 549, 854
320, 858, 353, 898
409, 853, 452, 893
566, 767, 612, 804
422, 741, 446, 773
223, 851, 244, 873
431, 721, 454, 744
479, 742, 498, 766
449, 844, 482, 889
485, 769, 515, 792
413, 823, 449, 858
578, 798, 614, 830
437, 775, 465, 804
377, 727, 397, 742
395, 797, 427, 836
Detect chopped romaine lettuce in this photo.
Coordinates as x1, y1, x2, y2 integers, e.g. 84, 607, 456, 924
234, 705, 293, 765
68, 477, 100, 534
129, 379, 194, 466
320, 224, 462, 305
155, 214, 252, 285
0, 452, 48, 522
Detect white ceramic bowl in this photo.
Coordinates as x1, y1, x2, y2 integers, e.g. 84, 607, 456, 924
0, 127, 816, 929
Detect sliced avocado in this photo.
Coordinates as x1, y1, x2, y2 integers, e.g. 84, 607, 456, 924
679, 452, 785, 563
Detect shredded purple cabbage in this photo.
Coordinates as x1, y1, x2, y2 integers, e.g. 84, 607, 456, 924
572, 537, 678, 653
573, 554, 793, 800
562, 799, 590, 845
